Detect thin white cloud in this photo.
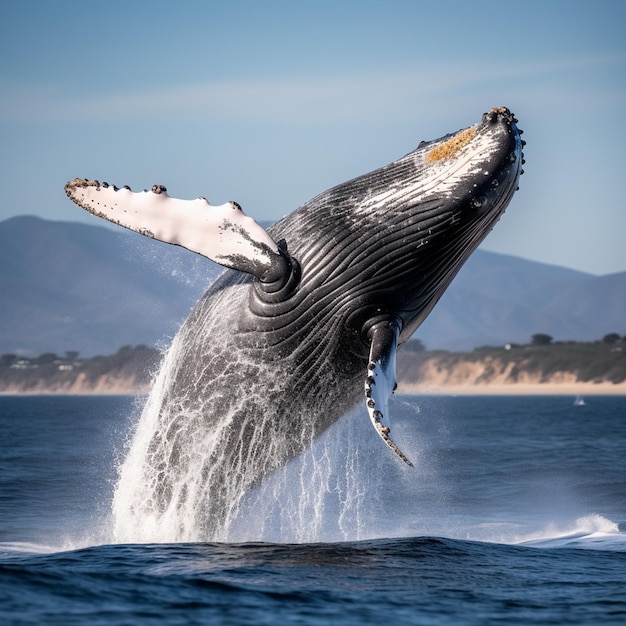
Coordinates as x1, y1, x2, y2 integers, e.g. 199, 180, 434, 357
1, 54, 623, 125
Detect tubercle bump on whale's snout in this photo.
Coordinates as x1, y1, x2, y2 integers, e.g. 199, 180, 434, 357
482, 106, 517, 125
483, 106, 526, 176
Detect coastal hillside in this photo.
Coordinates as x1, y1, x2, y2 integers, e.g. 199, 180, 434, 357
1, 216, 625, 356
2, 341, 624, 395
397, 340, 626, 393
0, 345, 159, 395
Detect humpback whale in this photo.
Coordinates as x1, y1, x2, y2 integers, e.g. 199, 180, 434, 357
66, 107, 524, 540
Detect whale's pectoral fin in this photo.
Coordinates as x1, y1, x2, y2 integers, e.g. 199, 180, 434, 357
364, 320, 413, 467
64, 178, 286, 282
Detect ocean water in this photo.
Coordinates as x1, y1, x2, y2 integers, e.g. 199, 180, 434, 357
1, 394, 625, 625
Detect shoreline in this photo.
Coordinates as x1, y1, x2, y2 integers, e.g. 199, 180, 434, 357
0, 386, 150, 397
2, 382, 625, 397
398, 382, 626, 396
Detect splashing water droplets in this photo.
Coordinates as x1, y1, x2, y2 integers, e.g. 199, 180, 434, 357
111, 308, 392, 545
110, 282, 374, 543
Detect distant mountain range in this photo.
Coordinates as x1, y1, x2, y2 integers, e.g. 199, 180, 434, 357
1, 215, 624, 356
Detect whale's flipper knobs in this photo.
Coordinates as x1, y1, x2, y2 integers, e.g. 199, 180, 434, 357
64, 178, 285, 281
364, 319, 413, 467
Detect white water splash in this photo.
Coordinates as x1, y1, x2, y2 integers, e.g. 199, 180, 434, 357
110, 342, 419, 545
516, 514, 623, 549
228, 411, 375, 544
109, 269, 374, 544
111, 340, 187, 543
110, 340, 269, 542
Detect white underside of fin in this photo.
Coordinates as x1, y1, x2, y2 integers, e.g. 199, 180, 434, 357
65, 179, 280, 276
365, 323, 413, 466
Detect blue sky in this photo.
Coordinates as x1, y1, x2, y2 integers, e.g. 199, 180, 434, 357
1, 0, 624, 275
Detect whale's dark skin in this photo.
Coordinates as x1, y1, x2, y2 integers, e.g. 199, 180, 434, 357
66, 107, 524, 540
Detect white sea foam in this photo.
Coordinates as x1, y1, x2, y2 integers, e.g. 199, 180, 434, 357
516, 514, 624, 550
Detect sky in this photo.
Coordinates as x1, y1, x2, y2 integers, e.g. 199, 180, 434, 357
1, 0, 625, 275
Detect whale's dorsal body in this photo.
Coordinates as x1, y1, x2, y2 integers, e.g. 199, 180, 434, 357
66, 107, 524, 538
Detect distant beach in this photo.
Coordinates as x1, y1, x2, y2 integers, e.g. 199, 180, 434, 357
399, 381, 626, 396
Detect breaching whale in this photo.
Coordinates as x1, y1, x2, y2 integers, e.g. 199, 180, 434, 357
66, 107, 524, 540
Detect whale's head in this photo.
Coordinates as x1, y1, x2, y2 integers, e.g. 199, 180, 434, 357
385, 106, 524, 338
283, 106, 524, 346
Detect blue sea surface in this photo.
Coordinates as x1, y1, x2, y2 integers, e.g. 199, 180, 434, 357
1, 394, 625, 625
